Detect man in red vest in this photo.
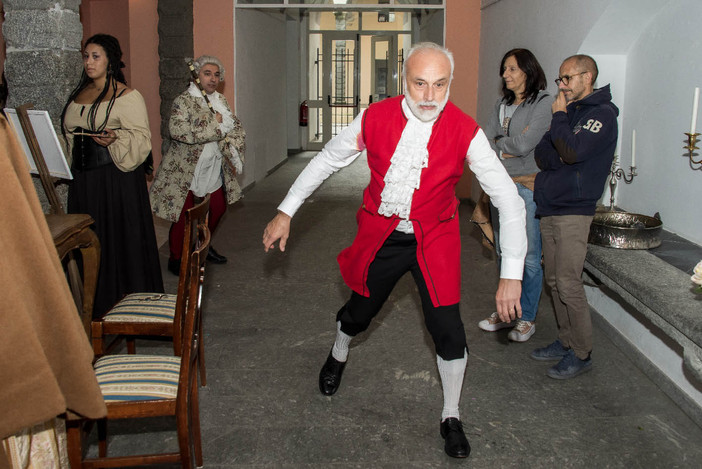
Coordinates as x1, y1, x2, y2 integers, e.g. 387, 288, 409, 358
263, 42, 526, 459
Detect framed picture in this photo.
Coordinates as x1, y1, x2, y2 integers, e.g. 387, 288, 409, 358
4, 108, 73, 180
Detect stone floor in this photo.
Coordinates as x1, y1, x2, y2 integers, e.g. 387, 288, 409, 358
94, 152, 702, 468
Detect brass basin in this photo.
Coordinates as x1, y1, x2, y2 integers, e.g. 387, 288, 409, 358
588, 211, 663, 249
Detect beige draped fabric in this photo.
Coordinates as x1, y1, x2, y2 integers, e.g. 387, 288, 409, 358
0, 114, 106, 466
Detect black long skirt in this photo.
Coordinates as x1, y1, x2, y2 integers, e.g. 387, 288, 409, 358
68, 162, 164, 318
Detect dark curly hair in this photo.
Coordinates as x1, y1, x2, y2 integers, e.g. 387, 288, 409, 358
60, 34, 127, 137
499, 48, 546, 106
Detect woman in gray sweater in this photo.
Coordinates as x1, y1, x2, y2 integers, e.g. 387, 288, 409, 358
479, 48, 551, 342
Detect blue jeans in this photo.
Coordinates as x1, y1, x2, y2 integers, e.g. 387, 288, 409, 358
490, 183, 543, 322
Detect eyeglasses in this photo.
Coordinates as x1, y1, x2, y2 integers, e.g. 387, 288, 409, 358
555, 71, 587, 86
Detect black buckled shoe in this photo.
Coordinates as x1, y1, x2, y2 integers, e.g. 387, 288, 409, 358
318, 352, 346, 396
206, 246, 227, 264
440, 418, 470, 458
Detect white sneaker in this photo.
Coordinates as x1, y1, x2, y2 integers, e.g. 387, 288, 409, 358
508, 320, 536, 342
478, 312, 514, 332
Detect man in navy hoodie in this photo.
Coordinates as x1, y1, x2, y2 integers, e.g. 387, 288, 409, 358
531, 55, 618, 379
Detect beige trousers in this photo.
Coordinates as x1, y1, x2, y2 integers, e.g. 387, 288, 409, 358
540, 215, 594, 360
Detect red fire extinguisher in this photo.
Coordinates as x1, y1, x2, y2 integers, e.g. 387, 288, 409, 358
299, 100, 308, 127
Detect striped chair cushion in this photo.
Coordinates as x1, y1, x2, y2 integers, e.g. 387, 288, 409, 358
94, 354, 181, 402
103, 293, 177, 323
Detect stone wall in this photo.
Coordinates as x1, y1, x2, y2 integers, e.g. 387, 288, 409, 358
2, 0, 195, 207
157, 0, 192, 155
2, 0, 83, 211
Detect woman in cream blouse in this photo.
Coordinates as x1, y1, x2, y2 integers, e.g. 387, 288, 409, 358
61, 33, 163, 317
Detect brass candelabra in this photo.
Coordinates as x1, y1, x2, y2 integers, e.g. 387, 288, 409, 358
683, 132, 702, 168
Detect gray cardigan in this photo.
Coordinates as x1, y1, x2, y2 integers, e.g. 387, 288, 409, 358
483, 90, 552, 177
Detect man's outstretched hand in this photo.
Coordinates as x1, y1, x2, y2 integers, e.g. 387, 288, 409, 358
495, 278, 522, 323
263, 211, 292, 252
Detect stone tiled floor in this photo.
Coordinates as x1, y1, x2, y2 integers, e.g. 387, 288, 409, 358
93, 153, 702, 468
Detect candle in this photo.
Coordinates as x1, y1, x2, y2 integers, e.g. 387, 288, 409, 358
631, 129, 636, 167
692, 87, 700, 134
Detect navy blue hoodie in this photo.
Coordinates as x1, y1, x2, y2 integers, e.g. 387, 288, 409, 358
533, 85, 619, 217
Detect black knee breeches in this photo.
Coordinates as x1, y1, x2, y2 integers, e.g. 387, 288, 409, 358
336, 231, 468, 360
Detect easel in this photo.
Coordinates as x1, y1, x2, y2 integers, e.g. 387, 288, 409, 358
15, 103, 100, 336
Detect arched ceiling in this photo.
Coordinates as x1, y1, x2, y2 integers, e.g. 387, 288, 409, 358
581, 0, 670, 54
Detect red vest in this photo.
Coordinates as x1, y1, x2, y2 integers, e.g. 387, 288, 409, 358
337, 96, 479, 306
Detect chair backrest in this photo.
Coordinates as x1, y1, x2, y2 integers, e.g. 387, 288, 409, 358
176, 223, 210, 419
177, 194, 210, 280
173, 195, 210, 352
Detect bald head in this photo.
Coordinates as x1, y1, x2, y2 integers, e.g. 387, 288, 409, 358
563, 54, 598, 86
557, 54, 599, 103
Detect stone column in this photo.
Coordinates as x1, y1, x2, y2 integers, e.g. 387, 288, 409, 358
2, 0, 83, 211
157, 0, 193, 155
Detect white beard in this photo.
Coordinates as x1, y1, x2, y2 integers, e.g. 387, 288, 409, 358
404, 89, 450, 122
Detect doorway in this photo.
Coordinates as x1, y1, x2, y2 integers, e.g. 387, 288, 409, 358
370, 35, 397, 104
307, 32, 359, 149
232, 2, 446, 178
306, 10, 414, 150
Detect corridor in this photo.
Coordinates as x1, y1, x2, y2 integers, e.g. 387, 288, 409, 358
103, 152, 702, 467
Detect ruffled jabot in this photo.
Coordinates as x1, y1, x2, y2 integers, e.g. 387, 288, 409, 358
377, 99, 435, 225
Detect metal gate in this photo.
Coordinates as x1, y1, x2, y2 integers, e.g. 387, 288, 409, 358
307, 33, 359, 150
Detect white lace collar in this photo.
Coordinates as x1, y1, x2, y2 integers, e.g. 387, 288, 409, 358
377, 99, 436, 221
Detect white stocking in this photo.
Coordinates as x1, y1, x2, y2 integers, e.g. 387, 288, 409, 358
437, 349, 467, 421
331, 321, 352, 362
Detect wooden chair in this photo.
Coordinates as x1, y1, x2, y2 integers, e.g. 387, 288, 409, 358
91, 194, 210, 384
66, 223, 211, 469
45, 213, 101, 336
11, 104, 101, 337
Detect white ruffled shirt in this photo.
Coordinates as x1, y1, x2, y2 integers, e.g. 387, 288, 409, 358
376, 100, 434, 233
188, 83, 243, 196
277, 98, 527, 279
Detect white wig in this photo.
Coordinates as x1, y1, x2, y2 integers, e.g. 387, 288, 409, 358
192, 55, 225, 81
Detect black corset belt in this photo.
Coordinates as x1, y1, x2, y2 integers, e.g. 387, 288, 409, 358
72, 129, 113, 171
